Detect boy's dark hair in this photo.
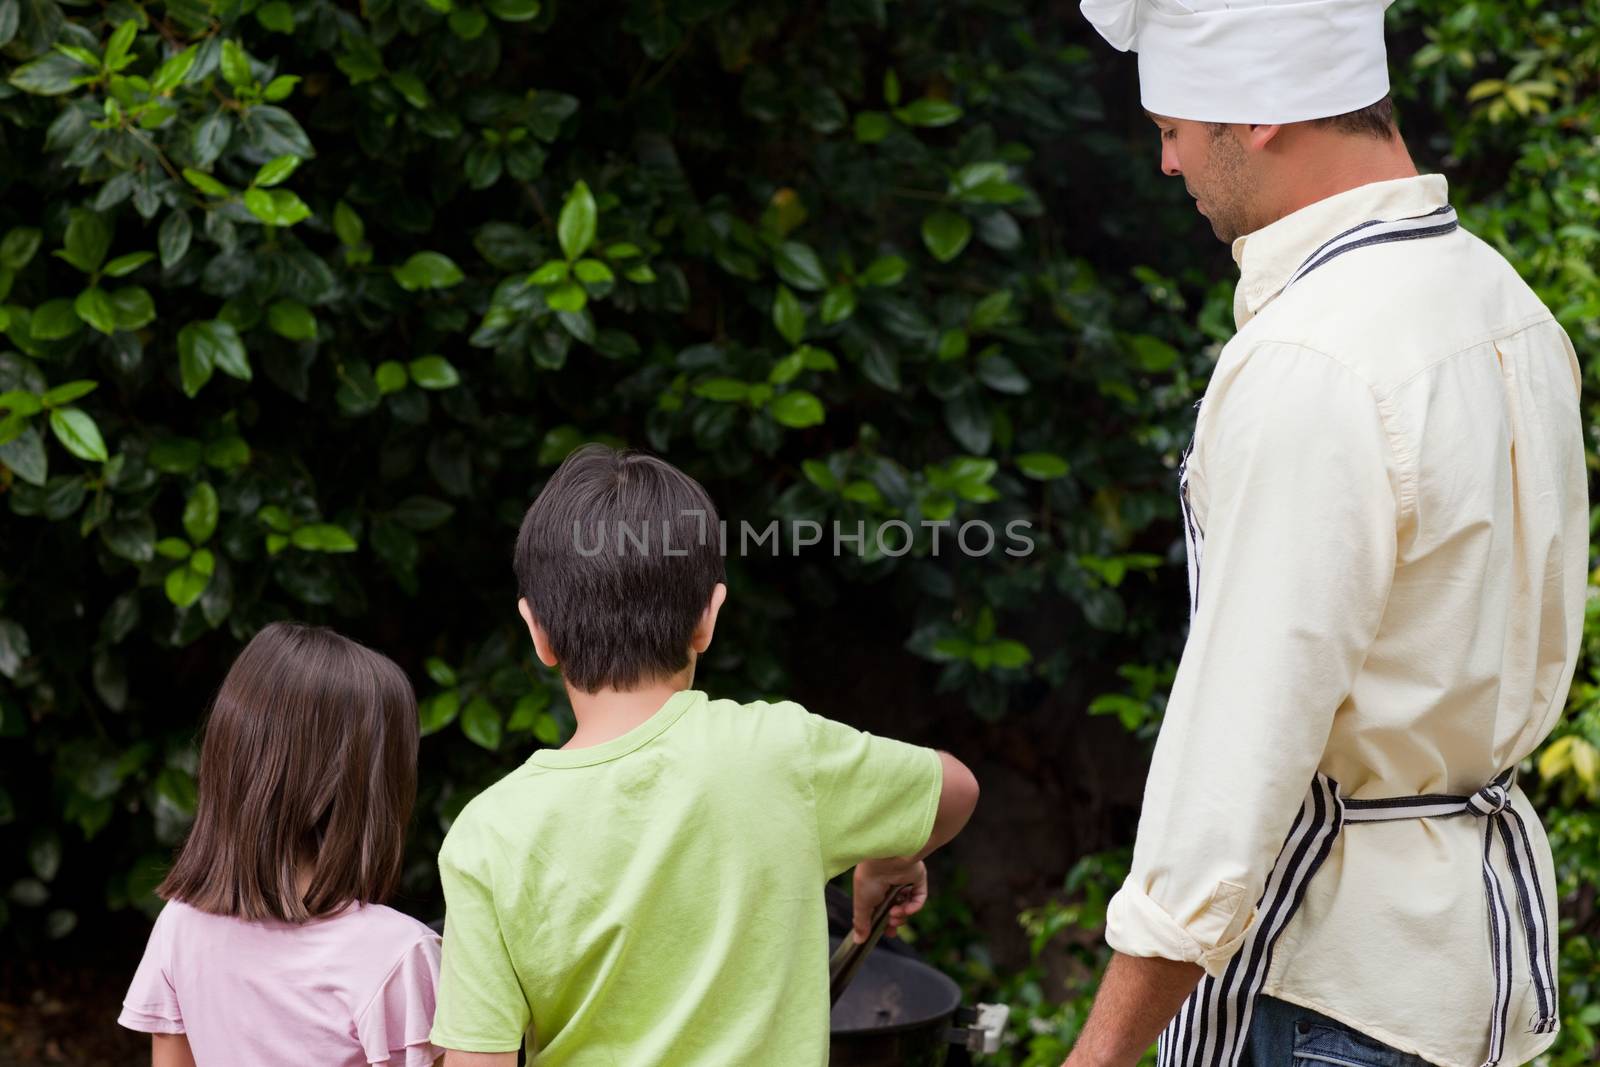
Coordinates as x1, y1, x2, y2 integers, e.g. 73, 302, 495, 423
159, 622, 417, 922
515, 444, 725, 694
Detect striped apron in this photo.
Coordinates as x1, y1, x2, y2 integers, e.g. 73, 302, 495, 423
1165, 204, 1560, 1067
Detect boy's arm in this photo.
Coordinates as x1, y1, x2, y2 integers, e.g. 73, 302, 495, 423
151, 1033, 196, 1067
443, 1054, 517, 1067
851, 750, 979, 942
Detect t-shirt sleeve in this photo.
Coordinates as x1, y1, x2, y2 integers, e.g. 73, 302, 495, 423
357, 933, 444, 1066
802, 709, 943, 878
118, 903, 185, 1035
429, 818, 530, 1053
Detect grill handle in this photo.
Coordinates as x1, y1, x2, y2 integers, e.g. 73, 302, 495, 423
946, 1002, 1011, 1054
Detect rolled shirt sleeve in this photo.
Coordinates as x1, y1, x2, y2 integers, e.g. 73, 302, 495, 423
1106, 341, 1401, 975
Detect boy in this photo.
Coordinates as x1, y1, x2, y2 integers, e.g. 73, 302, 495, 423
430, 444, 980, 1066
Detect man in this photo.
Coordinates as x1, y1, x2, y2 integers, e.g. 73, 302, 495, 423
1067, 2, 1587, 1067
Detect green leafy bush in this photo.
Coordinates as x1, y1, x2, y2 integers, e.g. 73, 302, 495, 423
0, 0, 1594, 1058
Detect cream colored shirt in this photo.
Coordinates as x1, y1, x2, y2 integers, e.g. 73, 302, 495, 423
1104, 175, 1587, 1067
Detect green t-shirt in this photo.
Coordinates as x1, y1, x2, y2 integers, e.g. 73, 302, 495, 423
428, 689, 942, 1065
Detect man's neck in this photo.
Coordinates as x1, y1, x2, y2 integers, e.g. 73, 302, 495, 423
563, 669, 694, 749
1264, 132, 1420, 231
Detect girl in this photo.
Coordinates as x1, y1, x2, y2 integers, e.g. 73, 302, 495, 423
119, 622, 443, 1066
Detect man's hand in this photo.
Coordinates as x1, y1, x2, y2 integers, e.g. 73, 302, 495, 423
851, 857, 927, 943
1061, 952, 1204, 1067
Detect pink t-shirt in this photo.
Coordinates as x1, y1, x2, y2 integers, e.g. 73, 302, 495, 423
118, 899, 442, 1066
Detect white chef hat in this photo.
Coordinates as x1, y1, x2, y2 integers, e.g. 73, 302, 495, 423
1080, 0, 1396, 125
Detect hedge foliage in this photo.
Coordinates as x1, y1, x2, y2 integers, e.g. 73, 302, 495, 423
0, 0, 1596, 1059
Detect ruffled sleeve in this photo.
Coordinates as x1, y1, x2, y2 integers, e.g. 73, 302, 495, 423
357, 932, 444, 1066
118, 903, 185, 1034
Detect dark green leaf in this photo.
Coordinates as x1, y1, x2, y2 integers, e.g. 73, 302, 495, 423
461, 697, 502, 750
243, 106, 313, 159
921, 210, 972, 263
393, 496, 454, 531
101, 515, 156, 562
859, 255, 906, 287
893, 98, 962, 127
204, 437, 251, 470
109, 287, 155, 331
450, 7, 489, 37
407, 356, 460, 390
376, 361, 408, 395
485, 0, 539, 20
0, 228, 41, 270
61, 211, 111, 274
149, 438, 202, 474
290, 524, 358, 552
262, 74, 300, 102
103, 252, 153, 278
8, 52, 87, 96
158, 211, 192, 269
39, 380, 94, 408
48, 408, 107, 462
770, 390, 824, 428
220, 39, 253, 88
192, 113, 231, 168
425, 657, 458, 686
1016, 452, 1070, 480
29, 299, 78, 341
558, 181, 598, 261
943, 390, 991, 455
178, 320, 248, 391
152, 46, 198, 94
155, 537, 191, 560
774, 242, 827, 291
267, 300, 317, 341
820, 286, 856, 325
255, 0, 293, 31
183, 483, 219, 543
854, 111, 892, 143
546, 283, 586, 312
772, 285, 805, 345
419, 691, 460, 736
164, 560, 210, 608
977, 353, 1029, 394
393, 252, 465, 291
333, 202, 365, 248
182, 168, 230, 198
73, 287, 117, 335
253, 155, 300, 188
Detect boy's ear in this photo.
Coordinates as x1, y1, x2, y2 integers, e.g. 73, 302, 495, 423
518, 597, 560, 668
690, 582, 727, 654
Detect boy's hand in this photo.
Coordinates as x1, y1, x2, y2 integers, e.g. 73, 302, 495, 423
851, 858, 928, 943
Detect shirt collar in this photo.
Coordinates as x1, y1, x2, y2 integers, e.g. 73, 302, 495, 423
1229, 174, 1451, 329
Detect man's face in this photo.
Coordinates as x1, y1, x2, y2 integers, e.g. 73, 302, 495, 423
1149, 113, 1254, 244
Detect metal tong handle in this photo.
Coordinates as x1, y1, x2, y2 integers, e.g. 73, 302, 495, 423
828, 883, 913, 1006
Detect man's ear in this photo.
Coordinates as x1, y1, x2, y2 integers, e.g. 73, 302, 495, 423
518, 597, 559, 668
1246, 123, 1284, 151
690, 582, 728, 654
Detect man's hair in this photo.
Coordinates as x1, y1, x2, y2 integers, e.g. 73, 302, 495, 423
1209, 96, 1397, 141
159, 622, 417, 922
515, 444, 726, 694
1308, 95, 1396, 139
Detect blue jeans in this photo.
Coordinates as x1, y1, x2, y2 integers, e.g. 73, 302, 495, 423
1244, 996, 1433, 1067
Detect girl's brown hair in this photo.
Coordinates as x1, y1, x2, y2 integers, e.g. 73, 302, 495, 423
158, 622, 418, 922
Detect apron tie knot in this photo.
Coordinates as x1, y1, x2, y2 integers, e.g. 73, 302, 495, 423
1469, 782, 1510, 816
